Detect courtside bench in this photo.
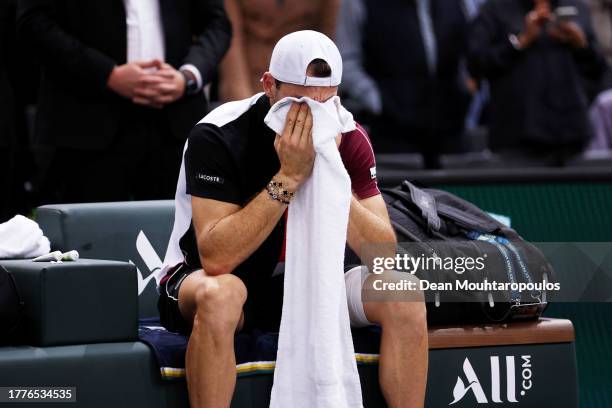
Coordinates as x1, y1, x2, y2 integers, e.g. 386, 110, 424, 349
0, 258, 576, 407
0, 198, 579, 407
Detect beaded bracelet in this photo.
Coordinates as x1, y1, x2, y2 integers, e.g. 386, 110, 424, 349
266, 180, 295, 205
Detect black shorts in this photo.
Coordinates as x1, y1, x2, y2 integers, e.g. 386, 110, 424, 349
157, 262, 285, 335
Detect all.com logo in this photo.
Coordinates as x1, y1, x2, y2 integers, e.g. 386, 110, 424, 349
450, 355, 533, 405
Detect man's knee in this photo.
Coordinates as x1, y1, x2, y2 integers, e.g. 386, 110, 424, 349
375, 299, 428, 347
389, 300, 427, 329
367, 271, 428, 335
192, 274, 247, 331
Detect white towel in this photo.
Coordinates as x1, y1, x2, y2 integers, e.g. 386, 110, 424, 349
0, 215, 51, 259
265, 96, 363, 408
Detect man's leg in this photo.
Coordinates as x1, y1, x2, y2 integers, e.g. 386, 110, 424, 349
177, 270, 247, 408
362, 272, 428, 408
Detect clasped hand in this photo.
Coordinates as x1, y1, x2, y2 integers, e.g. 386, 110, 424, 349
107, 59, 187, 109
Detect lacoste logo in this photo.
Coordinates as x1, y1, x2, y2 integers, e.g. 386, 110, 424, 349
196, 173, 224, 184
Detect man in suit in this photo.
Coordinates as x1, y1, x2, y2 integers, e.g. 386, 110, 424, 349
0, 0, 17, 221
336, 0, 472, 168
17, 0, 231, 202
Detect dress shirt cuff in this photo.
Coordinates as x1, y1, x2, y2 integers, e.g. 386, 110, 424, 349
179, 64, 203, 92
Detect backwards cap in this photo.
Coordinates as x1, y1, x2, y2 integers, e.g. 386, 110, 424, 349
268, 30, 343, 87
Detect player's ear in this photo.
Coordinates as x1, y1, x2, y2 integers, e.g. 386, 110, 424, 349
262, 72, 276, 99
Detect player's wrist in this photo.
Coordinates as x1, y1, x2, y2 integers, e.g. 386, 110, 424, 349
266, 177, 295, 205
274, 171, 301, 193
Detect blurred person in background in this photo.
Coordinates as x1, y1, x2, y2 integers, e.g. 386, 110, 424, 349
2, 0, 44, 220
586, 0, 612, 153
217, 0, 340, 102
0, 0, 16, 222
589, 0, 612, 88
468, 0, 606, 166
463, 0, 490, 134
17, 0, 231, 203
336, 0, 473, 168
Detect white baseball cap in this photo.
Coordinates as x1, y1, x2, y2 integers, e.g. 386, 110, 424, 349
268, 30, 343, 87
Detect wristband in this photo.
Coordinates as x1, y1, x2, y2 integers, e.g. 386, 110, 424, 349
266, 180, 294, 205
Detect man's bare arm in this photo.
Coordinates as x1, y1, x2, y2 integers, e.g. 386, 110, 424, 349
347, 194, 397, 267
192, 192, 287, 275
192, 103, 314, 275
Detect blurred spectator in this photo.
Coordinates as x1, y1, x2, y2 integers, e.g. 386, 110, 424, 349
589, 0, 612, 66
337, 0, 472, 168
218, 0, 340, 101
589, 0, 612, 152
468, 0, 606, 166
17, 0, 231, 203
589, 89, 612, 151
463, 0, 489, 132
2, 0, 42, 221
0, 0, 17, 222
588, 0, 612, 90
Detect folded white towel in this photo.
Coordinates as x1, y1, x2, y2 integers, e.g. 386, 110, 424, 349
0, 215, 51, 259
265, 96, 363, 408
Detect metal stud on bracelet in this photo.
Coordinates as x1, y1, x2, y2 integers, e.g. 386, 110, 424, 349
266, 180, 294, 204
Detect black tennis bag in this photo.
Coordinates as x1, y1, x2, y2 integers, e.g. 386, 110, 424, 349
0, 266, 24, 344
382, 181, 554, 325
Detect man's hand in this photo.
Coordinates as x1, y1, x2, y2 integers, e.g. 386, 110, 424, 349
106, 60, 162, 100
274, 103, 315, 192
107, 60, 187, 109
517, 1, 551, 48
133, 62, 186, 108
548, 20, 588, 49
